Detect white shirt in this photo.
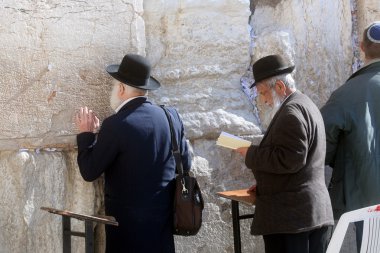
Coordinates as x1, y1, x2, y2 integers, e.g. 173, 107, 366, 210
115, 96, 147, 113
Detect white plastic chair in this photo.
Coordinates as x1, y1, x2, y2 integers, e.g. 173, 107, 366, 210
326, 204, 380, 253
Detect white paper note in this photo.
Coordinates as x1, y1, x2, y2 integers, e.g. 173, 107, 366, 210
216, 132, 251, 150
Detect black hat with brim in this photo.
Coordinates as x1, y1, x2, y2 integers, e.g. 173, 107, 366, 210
250, 55, 295, 88
106, 54, 161, 90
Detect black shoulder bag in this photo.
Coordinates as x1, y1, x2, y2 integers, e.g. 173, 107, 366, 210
160, 105, 204, 236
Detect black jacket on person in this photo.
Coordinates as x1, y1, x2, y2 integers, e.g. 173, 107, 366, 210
77, 97, 191, 253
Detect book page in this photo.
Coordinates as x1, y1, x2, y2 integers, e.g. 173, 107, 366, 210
216, 131, 251, 150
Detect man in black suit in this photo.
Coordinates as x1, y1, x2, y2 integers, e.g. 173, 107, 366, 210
75, 54, 191, 253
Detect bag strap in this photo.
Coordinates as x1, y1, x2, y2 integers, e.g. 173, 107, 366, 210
160, 105, 185, 178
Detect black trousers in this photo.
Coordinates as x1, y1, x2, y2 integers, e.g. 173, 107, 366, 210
263, 226, 333, 253
105, 199, 175, 253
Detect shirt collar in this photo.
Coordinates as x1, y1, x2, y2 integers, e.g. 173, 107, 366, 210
115, 96, 147, 113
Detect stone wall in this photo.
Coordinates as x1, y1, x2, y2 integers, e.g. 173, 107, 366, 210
0, 1, 144, 252
246, 1, 355, 132
0, 0, 379, 252
357, 0, 380, 51
144, 1, 260, 251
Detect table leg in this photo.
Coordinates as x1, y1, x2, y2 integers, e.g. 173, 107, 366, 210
231, 200, 241, 253
62, 216, 71, 253
84, 221, 94, 253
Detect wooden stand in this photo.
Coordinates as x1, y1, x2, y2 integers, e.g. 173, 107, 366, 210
217, 189, 256, 253
41, 207, 118, 253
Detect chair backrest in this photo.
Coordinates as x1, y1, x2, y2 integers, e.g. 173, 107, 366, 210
326, 204, 380, 253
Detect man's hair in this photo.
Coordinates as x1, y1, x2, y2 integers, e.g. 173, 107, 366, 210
362, 25, 380, 59
266, 73, 296, 89
112, 79, 148, 96
123, 83, 148, 96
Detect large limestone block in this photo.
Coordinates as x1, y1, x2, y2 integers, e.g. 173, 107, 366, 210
174, 139, 261, 253
0, 151, 96, 253
0, 0, 144, 149
143, 1, 262, 252
250, 0, 353, 107
356, 0, 380, 63
144, 0, 260, 139
357, 0, 380, 31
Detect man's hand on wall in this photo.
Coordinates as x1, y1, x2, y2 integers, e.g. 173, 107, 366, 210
75, 106, 100, 133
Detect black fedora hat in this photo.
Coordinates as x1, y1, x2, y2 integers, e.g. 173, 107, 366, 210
106, 54, 161, 90
250, 55, 295, 88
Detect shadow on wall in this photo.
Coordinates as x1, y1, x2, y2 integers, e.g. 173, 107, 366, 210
251, 0, 282, 9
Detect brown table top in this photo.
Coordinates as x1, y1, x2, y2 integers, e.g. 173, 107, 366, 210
41, 207, 119, 226
217, 188, 256, 206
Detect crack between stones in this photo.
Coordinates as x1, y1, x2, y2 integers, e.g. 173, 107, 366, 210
350, 0, 363, 72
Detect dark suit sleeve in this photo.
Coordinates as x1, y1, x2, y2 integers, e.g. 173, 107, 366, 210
320, 94, 346, 168
245, 106, 308, 174
76, 118, 119, 181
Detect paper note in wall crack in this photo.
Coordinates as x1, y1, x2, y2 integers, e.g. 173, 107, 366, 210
216, 132, 251, 150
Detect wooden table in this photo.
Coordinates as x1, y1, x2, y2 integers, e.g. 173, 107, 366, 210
41, 207, 118, 253
217, 189, 256, 253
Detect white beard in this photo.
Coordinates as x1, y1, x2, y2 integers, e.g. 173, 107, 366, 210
270, 89, 283, 118
110, 83, 122, 112
258, 90, 284, 131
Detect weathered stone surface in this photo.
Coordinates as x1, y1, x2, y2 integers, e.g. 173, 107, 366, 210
174, 139, 259, 252
357, 0, 380, 34
355, 0, 380, 67
0, 151, 96, 253
144, 0, 259, 139
0, 0, 145, 145
250, 0, 353, 108
144, 1, 262, 251
0, 0, 379, 252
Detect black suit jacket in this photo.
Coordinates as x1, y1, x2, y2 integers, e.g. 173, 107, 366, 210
76, 97, 191, 252
77, 97, 191, 207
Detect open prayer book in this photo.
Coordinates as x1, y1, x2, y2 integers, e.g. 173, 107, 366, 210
216, 132, 251, 150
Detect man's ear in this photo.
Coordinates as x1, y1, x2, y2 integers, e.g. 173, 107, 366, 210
118, 83, 125, 96
275, 80, 286, 95
360, 41, 365, 53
